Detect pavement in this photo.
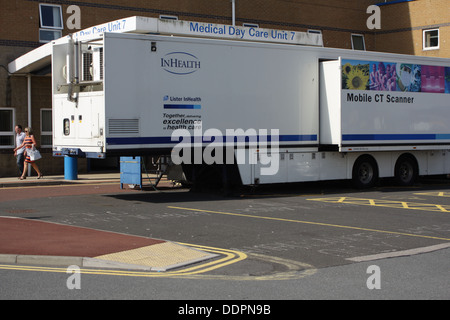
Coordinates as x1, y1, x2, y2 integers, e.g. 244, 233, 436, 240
0, 173, 217, 271
0, 172, 121, 188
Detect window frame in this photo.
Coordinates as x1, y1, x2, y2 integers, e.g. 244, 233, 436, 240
39, 3, 64, 30
39, 3, 63, 43
243, 23, 259, 28
351, 33, 366, 51
39, 29, 62, 43
0, 108, 15, 149
423, 28, 440, 51
159, 15, 178, 20
307, 29, 322, 35
40, 108, 53, 148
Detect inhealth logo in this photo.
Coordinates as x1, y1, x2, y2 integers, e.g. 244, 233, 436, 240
161, 52, 201, 75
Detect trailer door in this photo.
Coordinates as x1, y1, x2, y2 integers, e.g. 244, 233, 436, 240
319, 59, 342, 148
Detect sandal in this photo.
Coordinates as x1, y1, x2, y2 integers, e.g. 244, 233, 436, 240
37, 174, 44, 179
19, 176, 26, 180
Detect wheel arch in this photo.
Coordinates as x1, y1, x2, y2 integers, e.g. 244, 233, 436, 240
395, 153, 419, 172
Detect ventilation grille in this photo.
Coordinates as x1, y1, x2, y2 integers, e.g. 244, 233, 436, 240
108, 119, 140, 135
81, 47, 103, 82
82, 52, 93, 82
97, 47, 104, 80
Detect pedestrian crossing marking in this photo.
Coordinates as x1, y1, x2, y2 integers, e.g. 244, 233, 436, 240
308, 197, 450, 213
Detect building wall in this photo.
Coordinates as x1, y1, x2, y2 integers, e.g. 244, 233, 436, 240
0, 0, 448, 177
375, 0, 449, 57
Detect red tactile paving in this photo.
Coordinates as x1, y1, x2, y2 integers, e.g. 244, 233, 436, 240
0, 217, 165, 258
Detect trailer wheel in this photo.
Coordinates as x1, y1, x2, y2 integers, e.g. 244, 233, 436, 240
395, 154, 418, 186
352, 156, 378, 189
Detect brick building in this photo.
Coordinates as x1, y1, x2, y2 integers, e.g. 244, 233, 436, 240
0, 0, 449, 177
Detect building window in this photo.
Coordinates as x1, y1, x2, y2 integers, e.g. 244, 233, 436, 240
423, 29, 439, 50
308, 29, 323, 47
39, 4, 63, 29
243, 23, 259, 28
159, 15, 178, 20
41, 109, 53, 147
378, 0, 416, 5
307, 29, 322, 35
39, 29, 62, 43
39, 4, 63, 43
0, 108, 15, 148
351, 34, 366, 51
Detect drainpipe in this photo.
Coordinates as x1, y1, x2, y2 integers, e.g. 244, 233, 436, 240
27, 74, 31, 127
67, 34, 78, 104
231, 0, 236, 26
27, 74, 32, 177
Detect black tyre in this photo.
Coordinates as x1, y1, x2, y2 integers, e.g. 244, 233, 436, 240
395, 155, 418, 186
352, 156, 378, 189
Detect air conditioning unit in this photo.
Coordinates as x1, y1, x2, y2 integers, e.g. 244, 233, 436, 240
81, 46, 103, 82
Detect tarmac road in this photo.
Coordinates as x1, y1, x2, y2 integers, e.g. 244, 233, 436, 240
0, 174, 449, 300
1, 247, 448, 300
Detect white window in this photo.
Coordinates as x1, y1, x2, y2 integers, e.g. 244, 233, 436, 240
39, 29, 62, 43
39, 4, 63, 29
0, 108, 15, 148
423, 29, 439, 50
351, 34, 366, 51
308, 29, 324, 46
243, 23, 259, 28
307, 29, 322, 35
159, 15, 178, 20
39, 4, 63, 43
40, 109, 52, 147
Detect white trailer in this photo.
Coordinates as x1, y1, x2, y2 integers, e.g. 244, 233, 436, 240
50, 18, 450, 188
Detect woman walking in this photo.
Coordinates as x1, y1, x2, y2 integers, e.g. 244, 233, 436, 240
14, 127, 43, 180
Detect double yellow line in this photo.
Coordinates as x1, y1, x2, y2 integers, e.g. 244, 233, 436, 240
0, 244, 247, 278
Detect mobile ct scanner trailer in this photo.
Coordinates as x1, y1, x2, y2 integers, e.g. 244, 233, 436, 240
50, 17, 450, 188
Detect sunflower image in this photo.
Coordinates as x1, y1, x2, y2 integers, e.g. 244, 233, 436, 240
343, 63, 353, 75
346, 68, 369, 90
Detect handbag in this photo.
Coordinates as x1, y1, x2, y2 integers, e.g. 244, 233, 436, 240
28, 146, 42, 161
